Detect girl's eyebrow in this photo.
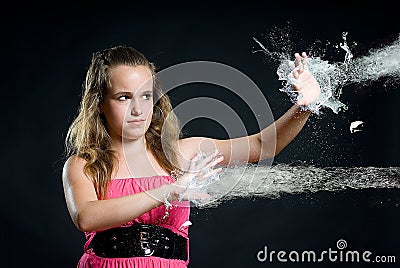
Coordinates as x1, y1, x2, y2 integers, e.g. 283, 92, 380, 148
112, 90, 153, 96
112, 91, 132, 96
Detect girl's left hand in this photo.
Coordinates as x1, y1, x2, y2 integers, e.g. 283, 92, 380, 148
169, 150, 224, 201
289, 52, 321, 106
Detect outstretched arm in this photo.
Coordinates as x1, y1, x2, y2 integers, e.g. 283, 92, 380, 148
63, 152, 223, 232
178, 52, 321, 166
257, 52, 320, 156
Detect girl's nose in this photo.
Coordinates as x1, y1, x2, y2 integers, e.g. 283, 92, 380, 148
131, 99, 143, 116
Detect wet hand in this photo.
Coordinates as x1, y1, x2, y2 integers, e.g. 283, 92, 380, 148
289, 52, 321, 106
169, 150, 224, 201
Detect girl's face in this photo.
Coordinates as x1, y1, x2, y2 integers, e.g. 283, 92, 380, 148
101, 65, 154, 141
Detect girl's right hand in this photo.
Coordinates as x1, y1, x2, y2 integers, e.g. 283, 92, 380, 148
168, 150, 224, 201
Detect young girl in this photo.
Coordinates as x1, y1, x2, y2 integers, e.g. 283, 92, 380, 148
62, 46, 320, 267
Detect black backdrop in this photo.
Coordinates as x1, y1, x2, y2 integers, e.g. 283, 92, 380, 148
8, 1, 399, 267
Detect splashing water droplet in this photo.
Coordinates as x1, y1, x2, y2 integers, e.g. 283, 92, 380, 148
195, 164, 400, 208
254, 32, 400, 115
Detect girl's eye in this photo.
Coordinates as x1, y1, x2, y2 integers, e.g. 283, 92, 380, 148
118, 95, 130, 101
143, 93, 152, 100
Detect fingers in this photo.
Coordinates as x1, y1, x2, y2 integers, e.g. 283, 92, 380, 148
194, 150, 222, 168
182, 149, 223, 173
288, 61, 299, 80
302, 52, 308, 67
289, 60, 296, 70
292, 69, 299, 79
202, 153, 224, 170
200, 167, 223, 179
289, 62, 300, 79
188, 154, 201, 171
295, 52, 305, 73
289, 51, 309, 90
173, 151, 224, 203
295, 53, 302, 67
183, 150, 223, 183
294, 51, 307, 71
290, 52, 303, 80
202, 150, 219, 163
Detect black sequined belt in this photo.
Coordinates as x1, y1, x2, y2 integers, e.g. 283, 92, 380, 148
88, 223, 188, 261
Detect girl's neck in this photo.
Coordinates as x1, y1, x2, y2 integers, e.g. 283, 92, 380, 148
111, 135, 148, 157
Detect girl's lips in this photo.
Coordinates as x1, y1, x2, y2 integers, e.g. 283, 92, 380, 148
127, 120, 145, 125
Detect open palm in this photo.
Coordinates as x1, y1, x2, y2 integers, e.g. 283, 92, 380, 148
289, 52, 321, 106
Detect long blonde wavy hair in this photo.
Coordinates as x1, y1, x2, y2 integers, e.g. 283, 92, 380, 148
65, 46, 182, 199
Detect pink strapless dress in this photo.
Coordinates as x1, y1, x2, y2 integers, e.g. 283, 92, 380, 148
77, 175, 191, 268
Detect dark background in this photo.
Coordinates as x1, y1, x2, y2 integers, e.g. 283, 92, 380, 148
8, 1, 399, 267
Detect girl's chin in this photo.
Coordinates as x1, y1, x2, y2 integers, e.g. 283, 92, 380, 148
122, 134, 145, 140
121, 130, 148, 140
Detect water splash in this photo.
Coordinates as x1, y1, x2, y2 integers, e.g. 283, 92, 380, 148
178, 150, 221, 203
349, 36, 400, 84
194, 164, 400, 208
185, 31, 400, 209
339, 32, 354, 68
254, 32, 400, 115
183, 29, 400, 208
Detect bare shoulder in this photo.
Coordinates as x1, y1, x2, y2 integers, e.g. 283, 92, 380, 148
63, 154, 86, 173
62, 155, 90, 184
